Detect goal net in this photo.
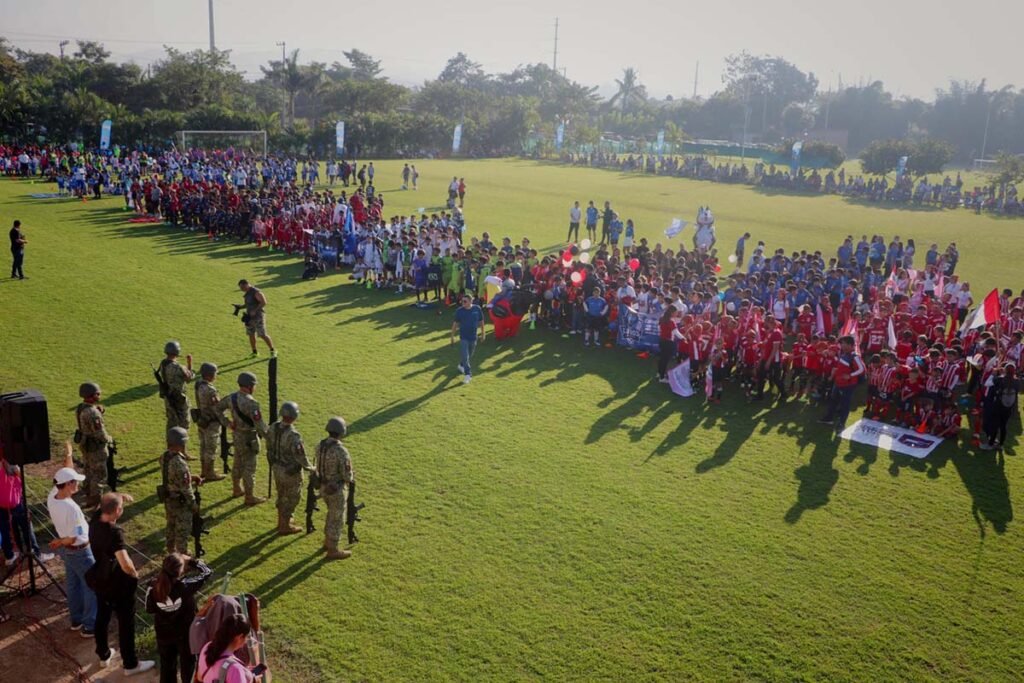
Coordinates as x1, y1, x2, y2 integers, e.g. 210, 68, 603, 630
177, 130, 268, 157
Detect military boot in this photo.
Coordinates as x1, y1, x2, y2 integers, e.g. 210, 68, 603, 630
277, 512, 300, 535
202, 461, 226, 482
325, 543, 351, 561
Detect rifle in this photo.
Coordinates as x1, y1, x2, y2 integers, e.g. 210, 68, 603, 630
219, 428, 231, 474
106, 440, 123, 492
152, 362, 170, 399
304, 476, 319, 534
192, 488, 209, 557
347, 479, 365, 545
267, 357, 278, 498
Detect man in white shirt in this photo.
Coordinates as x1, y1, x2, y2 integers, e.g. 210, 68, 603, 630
568, 201, 582, 242
46, 444, 97, 636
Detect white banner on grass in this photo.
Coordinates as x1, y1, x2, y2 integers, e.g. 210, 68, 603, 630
839, 419, 943, 459
668, 358, 694, 398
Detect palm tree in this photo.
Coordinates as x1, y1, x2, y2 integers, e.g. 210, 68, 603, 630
608, 67, 647, 114
262, 49, 309, 129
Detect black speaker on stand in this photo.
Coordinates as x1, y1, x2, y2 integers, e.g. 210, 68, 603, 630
0, 389, 56, 597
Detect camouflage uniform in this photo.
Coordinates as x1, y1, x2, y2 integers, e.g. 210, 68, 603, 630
244, 286, 268, 337
160, 359, 195, 430
216, 391, 268, 498
316, 437, 352, 548
161, 449, 196, 554
267, 421, 310, 518
76, 402, 112, 507
195, 379, 227, 479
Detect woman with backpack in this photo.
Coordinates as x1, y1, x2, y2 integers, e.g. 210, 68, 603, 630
197, 614, 263, 683
981, 363, 1019, 451
145, 553, 212, 682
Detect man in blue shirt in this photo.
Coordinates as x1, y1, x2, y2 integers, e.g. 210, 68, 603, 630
585, 201, 599, 243
451, 294, 485, 384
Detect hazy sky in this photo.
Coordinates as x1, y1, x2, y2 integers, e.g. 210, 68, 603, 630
2, 0, 1020, 100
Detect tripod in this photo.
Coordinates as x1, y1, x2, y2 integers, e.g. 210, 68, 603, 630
4, 474, 64, 599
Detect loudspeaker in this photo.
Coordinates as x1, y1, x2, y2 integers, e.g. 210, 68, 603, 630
0, 389, 51, 466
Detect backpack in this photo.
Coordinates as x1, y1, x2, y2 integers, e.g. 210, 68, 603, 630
0, 461, 22, 510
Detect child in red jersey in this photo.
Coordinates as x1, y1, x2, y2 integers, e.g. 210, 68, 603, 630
864, 354, 884, 418
934, 404, 961, 441
789, 333, 810, 398
895, 329, 914, 364
915, 397, 938, 433
897, 367, 923, 427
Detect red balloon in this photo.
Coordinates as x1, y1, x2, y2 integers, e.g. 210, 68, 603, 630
714, 264, 722, 272
629, 258, 640, 271
563, 250, 573, 261
570, 272, 583, 284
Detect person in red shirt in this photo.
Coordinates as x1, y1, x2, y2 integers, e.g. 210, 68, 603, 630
755, 317, 786, 402
865, 316, 887, 355
895, 329, 915, 363
933, 404, 961, 440
738, 330, 762, 398
789, 334, 809, 399
898, 367, 923, 427
796, 304, 815, 340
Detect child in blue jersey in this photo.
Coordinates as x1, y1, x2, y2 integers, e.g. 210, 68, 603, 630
583, 287, 609, 347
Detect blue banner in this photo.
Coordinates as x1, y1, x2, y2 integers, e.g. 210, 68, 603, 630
790, 140, 803, 174
452, 124, 463, 154
100, 119, 112, 150
656, 130, 665, 155
335, 121, 345, 155
896, 155, 909, 179
555, 122, 565, 150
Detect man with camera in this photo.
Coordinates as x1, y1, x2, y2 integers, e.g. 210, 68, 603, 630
159, 427, 200, 555
238, 279, 276, 358
266, 401, 313, 535
157, 341, 194, 431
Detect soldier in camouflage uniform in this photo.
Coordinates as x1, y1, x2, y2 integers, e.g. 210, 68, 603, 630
159, 341, 195, 431
75, 382, 112, 508
316, 416, 353, 560
194, 362, 227, 482
266, 401, 312, 535
215, 372, 269, 506
161, 427, 198, 555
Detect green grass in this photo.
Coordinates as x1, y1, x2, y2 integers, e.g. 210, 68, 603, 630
2, 160, 1022, 682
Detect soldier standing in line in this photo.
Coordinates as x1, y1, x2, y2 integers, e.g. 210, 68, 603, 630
159, 341, 195, 431
75, 382, 113, 509
316, 416, 353, 561
266, 402, 312, 535
194, 362, 227, 482
216, 372, 268, 506
160, 427, 199, 555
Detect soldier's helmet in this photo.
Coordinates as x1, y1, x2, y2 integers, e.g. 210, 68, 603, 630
78, 382, 101, 399
280, 401, 299, 420
167, 426, 189, 446
199, 362, 218, 379
164, 340, 182, 356
326, 416, 347, 437
237, 372, 258, 388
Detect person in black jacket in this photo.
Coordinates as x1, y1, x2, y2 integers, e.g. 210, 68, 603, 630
146, 552, 212, 683
89, 492, 155, 675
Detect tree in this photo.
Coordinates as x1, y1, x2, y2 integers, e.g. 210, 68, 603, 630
859, 138, 949, 176
343, 49, 382, 81
608, 67, 647, 114
261, 49, 310, 129
859, 139, 914, 175
72, 40, 111, 65
438, 53, 485, 87
988, 152, 1024, 187
148, 47, 244, 111
781, 103, 815, 137
906, 138, 953, 175
724, 52, 818, 135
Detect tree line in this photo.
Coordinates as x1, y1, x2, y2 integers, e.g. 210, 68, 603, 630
2, 38, 1023, 168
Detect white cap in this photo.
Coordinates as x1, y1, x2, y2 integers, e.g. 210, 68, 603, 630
54, 467, 85, 485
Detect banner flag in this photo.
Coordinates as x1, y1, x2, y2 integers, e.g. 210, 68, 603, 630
99, 119, 112, 150
656, 130, 665, 155
335, 121, 345, 155
452, 124, 463, 153
839, 419, 943, 459
555, 122, 565, 150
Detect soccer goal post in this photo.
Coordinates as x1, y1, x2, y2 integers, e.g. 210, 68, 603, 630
177, 130, 268, 157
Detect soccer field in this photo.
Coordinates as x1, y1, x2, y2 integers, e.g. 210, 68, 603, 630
2, 160, 1022, 682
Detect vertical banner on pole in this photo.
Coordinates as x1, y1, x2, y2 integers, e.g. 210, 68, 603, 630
452, 124, 463, 154
99, 119, 113, 150
656, 130, 665, 155
555, 122, 565, 151
335, 121, 345, 156
896, 155, 908, 180
791, 140, 803, 174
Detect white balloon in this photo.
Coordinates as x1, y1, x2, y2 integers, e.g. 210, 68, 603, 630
728, 254, 737, 264
579, 251, 591, 264
580, 238, 592, 250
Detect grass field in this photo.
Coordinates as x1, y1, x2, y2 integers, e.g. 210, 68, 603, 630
2, 160, 1022, 682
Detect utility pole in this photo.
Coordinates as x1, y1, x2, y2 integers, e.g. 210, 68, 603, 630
59, 40, 69, 60
552, 17, 559, 72
980, 96, 995, 162
208, 0, 216, 51
276, 41, 286, 63
693, 61, 699, 98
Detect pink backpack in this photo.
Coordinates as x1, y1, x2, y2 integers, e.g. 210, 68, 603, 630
0, 460, 23, 510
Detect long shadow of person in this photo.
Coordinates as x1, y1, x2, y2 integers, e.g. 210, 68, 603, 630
784, 434, 841, 524
949, 448, 1013, 537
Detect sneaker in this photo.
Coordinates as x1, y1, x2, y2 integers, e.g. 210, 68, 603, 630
658, 378, 670, 384
69, 623, 83, 631
457, 364, 466, 374
250, 350, 259, 357
979, 442, 993, 450
35, 551, 55, 563
569, 330, 577, 335
5, 551, 20, 567
82, 628, 96, 638
125, 661, 155, 676
270, 349, 277, 358
463, 374, 471, 384
584, 340, 590, 347
100, 648, 117, 667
